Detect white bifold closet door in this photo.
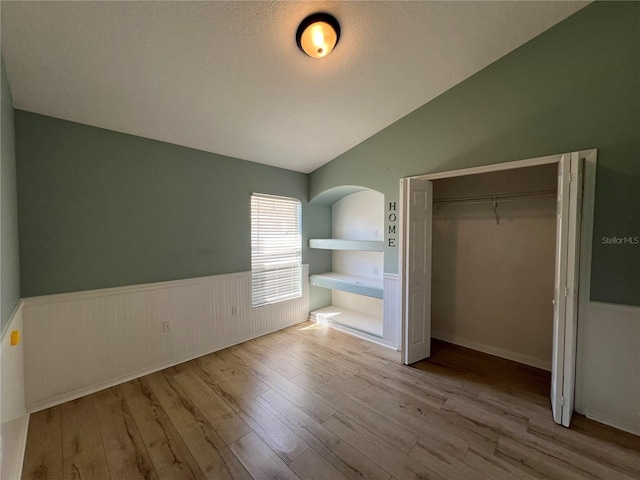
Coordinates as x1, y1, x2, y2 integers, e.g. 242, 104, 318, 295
551, 152, 584, 427
401, 178, 433, 365
402, 152, 584, 427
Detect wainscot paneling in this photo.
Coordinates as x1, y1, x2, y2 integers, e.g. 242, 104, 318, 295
23, 266, 309, 413
383, 273, 401, 350
1, 301, 28, 480
575, 301, 640, 436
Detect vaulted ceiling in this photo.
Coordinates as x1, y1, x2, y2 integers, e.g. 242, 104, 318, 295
1, 1, 588, 173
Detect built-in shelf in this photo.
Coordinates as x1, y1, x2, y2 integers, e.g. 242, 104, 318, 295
309, 239, 384, 252
310, 272, 383, 299
311, 305, 383, 339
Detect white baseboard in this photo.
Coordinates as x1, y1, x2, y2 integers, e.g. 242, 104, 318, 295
22, 267, 310, 413
1, 300, 28, 480
431, 331, 552, 371
582, 406, 640, 437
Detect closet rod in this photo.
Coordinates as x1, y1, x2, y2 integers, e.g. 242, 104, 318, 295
433, 188, 556, 207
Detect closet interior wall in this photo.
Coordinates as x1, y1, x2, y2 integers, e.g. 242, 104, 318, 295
431, 164, 558, 370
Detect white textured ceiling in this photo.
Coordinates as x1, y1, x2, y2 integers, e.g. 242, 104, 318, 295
1, 1, 588, 173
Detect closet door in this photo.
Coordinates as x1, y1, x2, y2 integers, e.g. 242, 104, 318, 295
551, 153, 583, 427
402, 178, 433, 365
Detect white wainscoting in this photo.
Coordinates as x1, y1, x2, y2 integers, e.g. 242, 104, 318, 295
1, 301, 28, 480
23, 266, 309, 413
383, 273, 401, 350
575, 301, 640, 435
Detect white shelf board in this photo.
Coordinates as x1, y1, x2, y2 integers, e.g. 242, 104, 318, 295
309, 272, 383, 299
310, 305, 383, 338
309, 239, 384, 252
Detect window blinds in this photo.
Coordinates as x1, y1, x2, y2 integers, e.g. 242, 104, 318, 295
251, 193, 302, 307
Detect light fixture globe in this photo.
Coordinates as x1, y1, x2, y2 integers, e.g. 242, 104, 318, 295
296, 13, 340, 59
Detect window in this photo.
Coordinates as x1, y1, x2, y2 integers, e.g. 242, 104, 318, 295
251, 193, 302, 307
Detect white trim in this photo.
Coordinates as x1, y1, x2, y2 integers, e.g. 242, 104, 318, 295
27, 317, 305, 414
398, 178, 409, 357
1, 300, 28, 480
574, 149, 597, 416
412, 153, 561, 181
22, 261, 316, 307
432, 332, 552, 371
21, 270, 252, 306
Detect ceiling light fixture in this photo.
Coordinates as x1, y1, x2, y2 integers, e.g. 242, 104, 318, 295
296, 13, 340, 59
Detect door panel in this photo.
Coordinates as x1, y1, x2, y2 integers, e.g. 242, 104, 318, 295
551, 153, 583, 427
411, 218, 426, 271
410, 290, 427, 344
551, 155, 570, 425
403, 179, 433, 365
562, 153, 584, 427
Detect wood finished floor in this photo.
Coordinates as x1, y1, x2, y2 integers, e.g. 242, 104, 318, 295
22, 321, 640, 480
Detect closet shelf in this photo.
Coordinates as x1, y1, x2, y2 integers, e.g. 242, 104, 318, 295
310, 272, 383, 299
309, 239, 384, 251
311, 306, 383, 338
433, 188, 556, 207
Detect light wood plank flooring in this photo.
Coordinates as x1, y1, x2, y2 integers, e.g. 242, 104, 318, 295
22, 321, 640, 480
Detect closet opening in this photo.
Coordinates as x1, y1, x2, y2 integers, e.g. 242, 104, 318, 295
400, 150, 597, 427
431, 163, 558, 372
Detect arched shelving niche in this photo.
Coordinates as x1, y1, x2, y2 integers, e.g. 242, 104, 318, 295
309, 186, 398, 349
310, 185, 371, 205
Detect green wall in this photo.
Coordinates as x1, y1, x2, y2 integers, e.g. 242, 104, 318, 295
1, 55, 21, 332
310, 2, 640, 306
11, 2, 640, 307
15, 111, 331, 308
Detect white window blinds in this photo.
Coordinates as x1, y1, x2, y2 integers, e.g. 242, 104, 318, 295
251, 193, 302, 307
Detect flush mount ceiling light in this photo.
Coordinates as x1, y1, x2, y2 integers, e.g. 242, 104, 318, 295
296, 13, 340, 59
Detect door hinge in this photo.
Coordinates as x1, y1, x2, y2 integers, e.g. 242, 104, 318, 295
564, 287, 569, 298
561, 396, 564, 406
568, 172, 572, 184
